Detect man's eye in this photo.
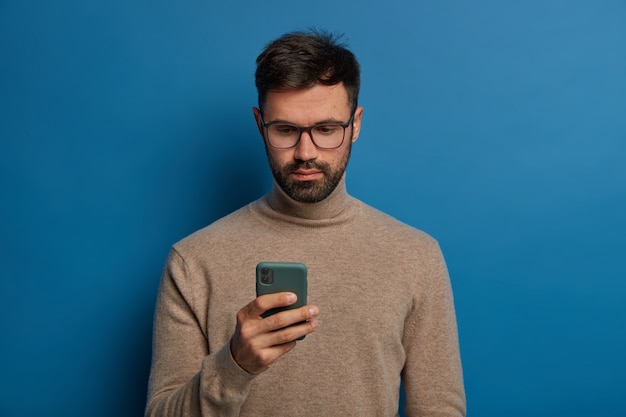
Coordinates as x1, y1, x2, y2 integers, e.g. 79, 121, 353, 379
273, 125, 298, 135
314, 125, 340, 135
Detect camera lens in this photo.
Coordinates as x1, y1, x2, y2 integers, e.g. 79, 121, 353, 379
261, 275, 272, 284
261, 268, 269, 275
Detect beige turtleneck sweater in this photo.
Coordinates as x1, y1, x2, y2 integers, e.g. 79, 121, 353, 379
145, 179, 466, 416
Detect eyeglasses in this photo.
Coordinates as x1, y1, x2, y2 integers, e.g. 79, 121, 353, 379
260, 113, 355, 149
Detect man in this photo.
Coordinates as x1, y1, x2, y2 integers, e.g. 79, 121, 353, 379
145, 30, 466, 417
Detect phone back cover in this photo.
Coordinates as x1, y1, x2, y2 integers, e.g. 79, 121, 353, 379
256, 262, 307, 317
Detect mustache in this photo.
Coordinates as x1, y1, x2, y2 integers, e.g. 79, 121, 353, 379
285, 160, 331, 173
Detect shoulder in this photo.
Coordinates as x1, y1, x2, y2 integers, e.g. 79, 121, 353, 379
355, 199, 439, 247
172, 201, 259, 256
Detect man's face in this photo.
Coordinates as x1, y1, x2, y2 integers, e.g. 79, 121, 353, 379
253, 83, 363, 203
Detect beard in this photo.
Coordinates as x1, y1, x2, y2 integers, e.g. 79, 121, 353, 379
266, 143, 351, 204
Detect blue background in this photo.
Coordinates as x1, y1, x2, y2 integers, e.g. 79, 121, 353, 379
1, 1, 625, 416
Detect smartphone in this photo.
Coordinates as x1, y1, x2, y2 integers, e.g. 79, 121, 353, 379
256, 262, 308, 337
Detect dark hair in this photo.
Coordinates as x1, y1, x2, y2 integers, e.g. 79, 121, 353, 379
255, 29, 360, 112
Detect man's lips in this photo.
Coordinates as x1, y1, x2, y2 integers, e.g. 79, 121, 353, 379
292, 169, 323, 181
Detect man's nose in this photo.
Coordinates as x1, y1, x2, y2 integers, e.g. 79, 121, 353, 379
293, 130, 319, 161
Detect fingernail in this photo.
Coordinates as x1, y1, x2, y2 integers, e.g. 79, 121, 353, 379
308, 306, 318, 316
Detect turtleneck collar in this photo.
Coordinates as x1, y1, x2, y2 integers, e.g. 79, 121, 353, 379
265, 175, 354, 221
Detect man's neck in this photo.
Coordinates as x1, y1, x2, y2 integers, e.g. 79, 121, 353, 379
267, 176, 350, 220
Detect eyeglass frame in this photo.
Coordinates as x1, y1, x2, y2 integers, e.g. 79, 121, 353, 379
259, 112, 356, 149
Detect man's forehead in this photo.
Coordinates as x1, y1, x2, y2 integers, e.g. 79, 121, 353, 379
263, 83, 351, 119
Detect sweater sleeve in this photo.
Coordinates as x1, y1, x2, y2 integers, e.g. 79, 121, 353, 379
145, 249, 256, 417
402, 240, 466, 417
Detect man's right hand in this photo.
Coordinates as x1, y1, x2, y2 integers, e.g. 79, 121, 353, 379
230, 292, 320, 375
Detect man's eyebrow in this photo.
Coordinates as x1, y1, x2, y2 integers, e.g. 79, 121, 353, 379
266, 117, 346, 125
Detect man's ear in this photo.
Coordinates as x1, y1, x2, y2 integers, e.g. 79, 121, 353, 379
351, 106, 364, 143
252, 107, 264, 138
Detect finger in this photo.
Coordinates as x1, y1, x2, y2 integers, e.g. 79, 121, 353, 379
247, 292, 297, 318
262, 305, 320, 333
264, 317, 321, 346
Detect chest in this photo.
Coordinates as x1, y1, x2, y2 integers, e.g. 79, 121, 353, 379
201, 236, 422, 351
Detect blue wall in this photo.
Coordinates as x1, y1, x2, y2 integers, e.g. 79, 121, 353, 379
1, 1, 625, 416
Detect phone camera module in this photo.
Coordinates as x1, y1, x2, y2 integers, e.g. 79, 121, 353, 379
260, 268, 273, 284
